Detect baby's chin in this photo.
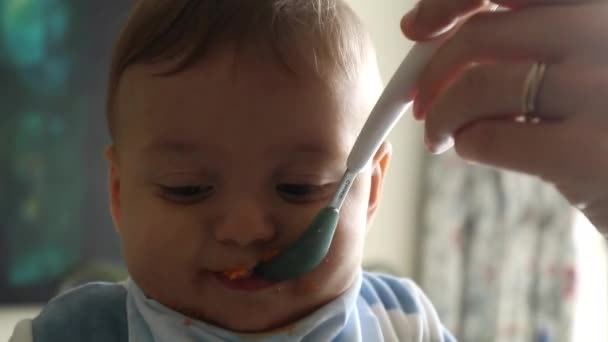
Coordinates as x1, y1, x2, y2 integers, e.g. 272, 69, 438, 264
221, 269, 355, 330
210, 308, 303, 333
170, 292, 325, 333
163, 275, 346, 333
134, 274, 318, 333
208, 293, 340, 334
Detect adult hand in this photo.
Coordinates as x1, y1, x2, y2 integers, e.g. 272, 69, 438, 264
401, 0, 608, 235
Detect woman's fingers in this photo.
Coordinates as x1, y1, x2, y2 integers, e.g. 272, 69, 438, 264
401, 0, 486, 40
414, 4, 608, 119
424, 62, 608, 153
424, 63, 531, 152
453, 119, 563, 177
401, 0, 597, 40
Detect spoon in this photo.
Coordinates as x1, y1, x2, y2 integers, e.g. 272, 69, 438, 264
249, 1, 501, 281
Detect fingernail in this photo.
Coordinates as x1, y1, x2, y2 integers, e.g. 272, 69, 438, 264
425, 135, 454, 155
434, 137, 454, 155
424, 134, 434, 152
413, 99, 425, 119
401, 4, 419, 31
404, 3, 419, 22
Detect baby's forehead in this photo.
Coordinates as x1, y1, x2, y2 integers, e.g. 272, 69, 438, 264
125, 41, 322, 92
117, 43, 379, 143
122, 69, 350, 130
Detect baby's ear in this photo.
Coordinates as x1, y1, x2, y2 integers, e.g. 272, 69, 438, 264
104, 145, 122, 230
367, 142, 392, 222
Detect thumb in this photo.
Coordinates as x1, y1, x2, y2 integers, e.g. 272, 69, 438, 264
400, 0, 486, 41
401, 3, 456, 41
452, 119, 565, 179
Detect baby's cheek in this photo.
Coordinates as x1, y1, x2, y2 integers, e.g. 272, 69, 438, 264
296, 194, 368, 295
119, 197, 205, 282
338, 177, 371, 242
328, 175, 371, 266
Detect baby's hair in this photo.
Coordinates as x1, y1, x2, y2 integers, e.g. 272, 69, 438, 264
106, 0, 374, 141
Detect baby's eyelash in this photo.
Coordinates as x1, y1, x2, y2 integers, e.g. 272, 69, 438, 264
277, 184, 323, 194
156, 182, 335, 204
159, 185, 214, 203
277, 183, 334, 203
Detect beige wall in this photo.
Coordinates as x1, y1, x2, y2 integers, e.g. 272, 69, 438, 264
0, 2, 421, 340
0, 307, 39, 340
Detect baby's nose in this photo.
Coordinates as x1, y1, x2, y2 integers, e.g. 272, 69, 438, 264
212, 200, 276, 246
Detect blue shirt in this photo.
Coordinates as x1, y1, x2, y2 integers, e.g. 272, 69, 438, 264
11, 271, 455, 342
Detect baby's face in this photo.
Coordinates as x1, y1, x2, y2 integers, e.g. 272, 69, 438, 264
108, 42, 388, 332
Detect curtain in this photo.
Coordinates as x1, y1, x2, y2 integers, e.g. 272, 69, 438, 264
415, 151, 575, 342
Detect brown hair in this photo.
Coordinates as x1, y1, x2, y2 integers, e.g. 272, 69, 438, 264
106, 0, 374, 141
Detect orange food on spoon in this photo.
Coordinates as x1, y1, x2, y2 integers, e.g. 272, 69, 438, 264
223, 267, 251, 280
261, 249, 280, 262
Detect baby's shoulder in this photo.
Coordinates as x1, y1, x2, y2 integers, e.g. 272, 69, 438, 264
21, 282, 128, 342
359, 272, 453, 341
42, 281, 127, 313
360, 272, 428, 315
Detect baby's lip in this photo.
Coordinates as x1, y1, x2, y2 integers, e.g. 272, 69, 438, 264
260, 249, 280, 262
213, 268, 279, 291
213, 250, 281, 271
220, 266, 252, 280
206, 249, 282, 280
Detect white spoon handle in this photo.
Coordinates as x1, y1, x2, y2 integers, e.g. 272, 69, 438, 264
347, 4, 499, 171
346, 38, 443, 172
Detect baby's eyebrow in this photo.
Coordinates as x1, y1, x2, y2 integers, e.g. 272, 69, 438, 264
140, 140, 344, 162
140, 139, 206, 158
273, 143, 345, 160
272, 143, 348, 170
282, 143, 335, 155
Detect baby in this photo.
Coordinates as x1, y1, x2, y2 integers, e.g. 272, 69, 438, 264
11, 0, 452, 341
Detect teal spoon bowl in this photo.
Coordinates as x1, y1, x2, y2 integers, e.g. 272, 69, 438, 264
254, 207, 339, 281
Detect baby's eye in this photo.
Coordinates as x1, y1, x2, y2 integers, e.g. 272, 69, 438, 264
277, 183, 333, 203
159, 185, 214, 204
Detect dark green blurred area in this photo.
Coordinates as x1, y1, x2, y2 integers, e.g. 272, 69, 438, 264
1, 0, 129, 303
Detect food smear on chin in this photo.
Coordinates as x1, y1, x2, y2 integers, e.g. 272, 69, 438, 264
300, 278, 321, 293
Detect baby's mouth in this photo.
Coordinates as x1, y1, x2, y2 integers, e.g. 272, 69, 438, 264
222, 267, 252, 281
215, 267, 279, 291
214, 250, 282, 291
